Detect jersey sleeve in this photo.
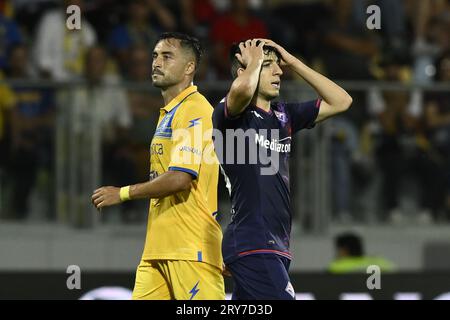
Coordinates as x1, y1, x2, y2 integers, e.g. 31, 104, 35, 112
286, 99, 321, 134
212, 96, 242, 132
168, 102, 213, 179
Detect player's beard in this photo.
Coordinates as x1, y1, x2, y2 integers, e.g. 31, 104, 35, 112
152, 74, 176, 89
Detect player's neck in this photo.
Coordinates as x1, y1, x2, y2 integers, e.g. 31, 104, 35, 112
160, 79, 193, 106
252, 96, 271, 113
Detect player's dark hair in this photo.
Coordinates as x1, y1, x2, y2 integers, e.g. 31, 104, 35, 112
229, 39, 280, 78
155, 32, 203, 68
335, 232, 364, 257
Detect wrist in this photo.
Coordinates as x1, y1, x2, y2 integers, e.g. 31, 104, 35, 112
119, 186, 131, 202
285, 55, 298, 67
247, 59, 263, 69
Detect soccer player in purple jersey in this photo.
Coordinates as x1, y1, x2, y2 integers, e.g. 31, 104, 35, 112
212, 39, 352, 300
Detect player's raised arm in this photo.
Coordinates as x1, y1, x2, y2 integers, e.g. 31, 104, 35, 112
91, 171, 193, 209
259, 39, 353, 123
226, 39, 265, 117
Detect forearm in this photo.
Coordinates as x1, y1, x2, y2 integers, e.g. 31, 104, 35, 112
129, 171, 191, 200
289, 58, 352, 108
234, 60, 262, 96
228, 60, 262, 115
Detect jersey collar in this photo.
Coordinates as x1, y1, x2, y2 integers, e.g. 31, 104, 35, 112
162, 85, 198, 112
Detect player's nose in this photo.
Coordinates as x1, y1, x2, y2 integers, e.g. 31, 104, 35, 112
152, 56, 162, 69
273, 64, 283, 76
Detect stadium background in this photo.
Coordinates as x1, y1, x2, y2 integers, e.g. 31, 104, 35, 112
1, 0, 450, 299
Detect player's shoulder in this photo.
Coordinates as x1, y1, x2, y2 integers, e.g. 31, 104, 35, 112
191, 91, 213, 109
177, 91, 213, 118
217, 96, 226, 106
213, 96, 228, 112
270, 100, 283, 110
182, 90, 211, 107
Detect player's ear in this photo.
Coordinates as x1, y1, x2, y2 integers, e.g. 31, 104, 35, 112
186, 61, 196, 76
237, 67, 245, 77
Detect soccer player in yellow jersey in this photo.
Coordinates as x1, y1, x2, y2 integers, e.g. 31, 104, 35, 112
91, 32, 224, 300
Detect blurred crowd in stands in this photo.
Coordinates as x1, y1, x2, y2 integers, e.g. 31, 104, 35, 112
0, 0, 449, 226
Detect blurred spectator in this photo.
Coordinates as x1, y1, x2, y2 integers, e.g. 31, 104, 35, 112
328, 117, 359, 223
11, 0, 59, 39
210, 0, 268, 79
267, 0, 327, 62
0, 0, 14, 18
0, 72, 15, 169
78, 0, 124, 43
126, 44, 151, 82
320, 0, 379, 80
108, 0, 175, 74
408, 0, 450, 56
33, 0, 97, 80
376, 0, 408, 53
179, 0, 217, 39
126, 45, 161, 183
194, 46, 218, 82
368, 53, 432, 224
319, 0, 380, 127
0, 0, 16, 188
0, 7, 23, 71
328, 232, 395, 273
408, 0, 450, 83
6, 44, 55, 220
423, 52, 450, 220
352, 119, 379, 222
67, 46, 137, 223
73, 45, 133, 173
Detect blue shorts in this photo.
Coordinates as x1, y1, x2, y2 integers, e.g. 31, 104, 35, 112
226, 254, 295, 300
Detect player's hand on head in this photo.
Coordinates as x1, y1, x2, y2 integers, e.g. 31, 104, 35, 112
236, 39, 265, 68
91, 186, 121, 210
255, 38, 295, 67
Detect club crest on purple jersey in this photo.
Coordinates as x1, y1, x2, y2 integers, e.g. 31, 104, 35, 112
274, 110, 288, 124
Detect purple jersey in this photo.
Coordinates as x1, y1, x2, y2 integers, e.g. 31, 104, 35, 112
212, 97, 321, 263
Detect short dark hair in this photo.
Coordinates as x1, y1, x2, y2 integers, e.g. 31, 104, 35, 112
335, 232, 364, 257
155, 32, 203, 67
229, 39, 280, 78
